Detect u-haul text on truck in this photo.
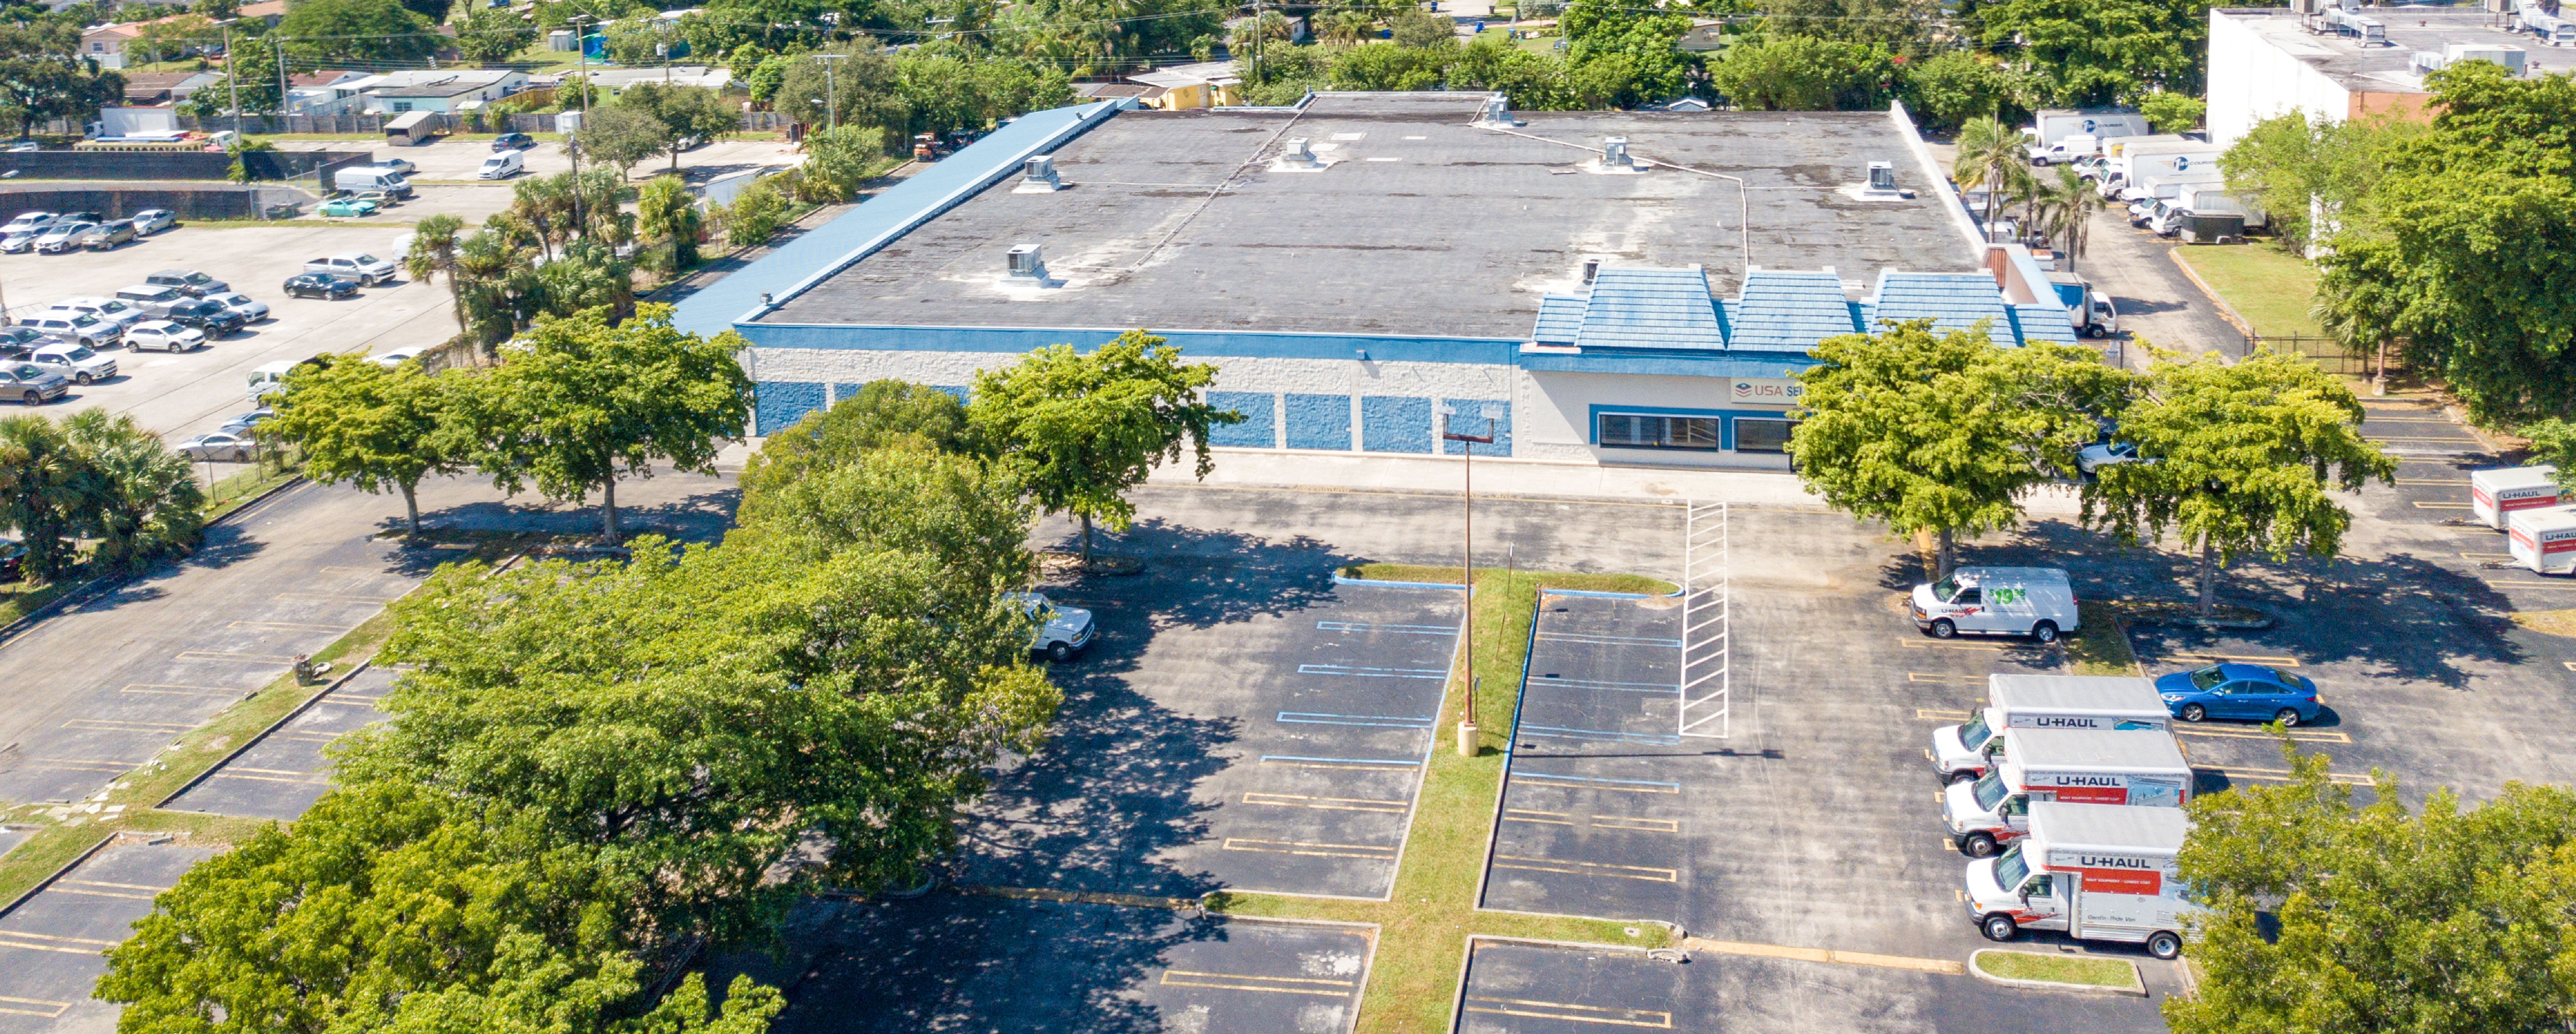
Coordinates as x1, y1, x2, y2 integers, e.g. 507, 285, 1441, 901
1942, 727, 2190, 858
1929, 675, 2171, 782
2473, 464, 2560, 530
1965, 801, 2202, 959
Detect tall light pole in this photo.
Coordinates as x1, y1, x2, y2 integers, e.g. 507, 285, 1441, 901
221, 22, 243, 146
1441, 403, 1499, 757
567, 14, 593, 236
812, 52, 845, 132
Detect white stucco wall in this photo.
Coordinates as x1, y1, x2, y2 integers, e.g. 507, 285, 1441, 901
2209, 10, 2354, 150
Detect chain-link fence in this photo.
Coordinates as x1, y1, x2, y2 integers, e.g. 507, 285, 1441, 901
2248, 333, 2380, 376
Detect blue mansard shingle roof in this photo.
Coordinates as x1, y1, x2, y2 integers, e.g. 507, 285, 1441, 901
1727, 269, 1865, 352
1867, 271, 2017, 346
1533, 295, 1585, 346
1571, 268, 1728, 351
1528, 264, 2077, 363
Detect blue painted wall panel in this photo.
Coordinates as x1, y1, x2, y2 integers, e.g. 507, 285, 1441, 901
1438, 399, 1512, 456
1207, 391, 1277, 448
755, 381, 827, 436
1285, 393, 1352, 451
933, 385, 969, 402
832, 382, 860, 403
1361, 396, 1433, 454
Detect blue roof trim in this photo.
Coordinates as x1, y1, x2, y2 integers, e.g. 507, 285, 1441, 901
672, 99, 1130, 338
738, 322, 1524, 365
1520, 349, 1822, 378
1571, 268, 1724, 351
1729, 269, 1860, 352
2011, 304, 2081, 345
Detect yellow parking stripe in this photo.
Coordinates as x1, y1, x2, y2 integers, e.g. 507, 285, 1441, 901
121, 683, 240, 697
1906, 672, 1983, 684
1241, 792, 1408, 814
1900, 640, 2011, 651
60, 718, 188, 732
1220, 838, 1397, 860
2161, 652, 2299, 667
1159, 969, 1354, 997
0, 995, 73, 1018
2202, 764, 2373, 786
2412, 501, 2476, 510
177, 651, 295, 664
1683, 937, 1966, 975
271, 593, 396, 604
1503, 808, 1679, 833
1464, 996, 1672, 1028
227, 620, 351, 633
1491, 855, 1677, 882
1914, 708, 1972, 721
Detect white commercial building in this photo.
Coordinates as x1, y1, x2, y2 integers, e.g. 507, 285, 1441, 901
2208, 4, 2571, 150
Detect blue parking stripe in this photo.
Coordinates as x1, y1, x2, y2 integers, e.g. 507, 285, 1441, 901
1299, 664, 1449, 679
1316, 621, 1457, 636
1517, 723, 1684, 746
1278, 711, 1437, 729
1529, 676, 1680, 695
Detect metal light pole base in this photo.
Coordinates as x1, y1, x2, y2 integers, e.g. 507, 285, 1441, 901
1457, 720, 1478, 757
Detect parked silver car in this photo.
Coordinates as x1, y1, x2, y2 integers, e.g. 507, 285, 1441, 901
176, 430, 258, 462
0, 362, 68, 404
202, 291, 269, 322
33, 221, 93, 253
130, 209, 176, 234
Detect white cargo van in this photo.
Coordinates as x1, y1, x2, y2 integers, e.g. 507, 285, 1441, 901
2509, 505, 2576, 575
1910, 567, 2079, 643
2474, 464, 2561, 529
1965, 801, 2201, 959
1943, 727, 2190, 857
334, 166, 414, 199
1931, 675, 2171, 783
476, 150, 524, 180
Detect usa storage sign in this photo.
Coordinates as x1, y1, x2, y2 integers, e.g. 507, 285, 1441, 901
1730, 378, 1803, 409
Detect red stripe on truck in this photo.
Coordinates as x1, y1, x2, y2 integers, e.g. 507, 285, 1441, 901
2049, 786, 2130, 805
2072, 867, 2161, 896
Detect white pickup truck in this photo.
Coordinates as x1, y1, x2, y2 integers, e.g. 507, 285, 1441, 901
1007, 592, 1095, 662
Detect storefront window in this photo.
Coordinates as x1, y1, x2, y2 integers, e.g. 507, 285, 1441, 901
1598, 414, 1720, 450
1733, 417, 1798, 453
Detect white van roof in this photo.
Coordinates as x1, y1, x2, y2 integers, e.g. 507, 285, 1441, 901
2474, 465, 2559, 492
1951, 567, 2072, 587
2002, 727, 2187, 771
2029, 801, 2188, 854
1988, 675, 2164, 715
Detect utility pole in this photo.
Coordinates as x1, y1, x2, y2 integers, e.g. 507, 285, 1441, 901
222, 22, 243, 145
813, 52, 845, 132
568, 14, 592, 238
273, 37, 287, 128
1440, 403, 1499, 757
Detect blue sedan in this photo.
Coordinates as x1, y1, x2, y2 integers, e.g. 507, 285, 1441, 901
2156, 663, 2323, 727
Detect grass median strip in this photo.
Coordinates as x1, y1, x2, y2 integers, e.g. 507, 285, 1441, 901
1208, 563, 1679, 1034
1972, 948, 2141, 989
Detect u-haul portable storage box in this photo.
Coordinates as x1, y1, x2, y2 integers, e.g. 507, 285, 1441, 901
2509, 505, 2576, 574
2473, 465, 2560, 529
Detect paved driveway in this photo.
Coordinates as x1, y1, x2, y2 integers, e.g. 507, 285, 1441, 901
2073, 204, 2244, 365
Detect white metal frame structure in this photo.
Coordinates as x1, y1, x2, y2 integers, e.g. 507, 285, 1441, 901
1679, 500, 1730, 739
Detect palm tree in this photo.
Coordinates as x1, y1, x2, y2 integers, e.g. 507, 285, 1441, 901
2042, 165, 2093, 274
1952, 116, 2023, 245
406, 213, 467, 335
0, 415, 87, 582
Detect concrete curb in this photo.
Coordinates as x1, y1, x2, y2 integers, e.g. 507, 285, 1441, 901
1968, 949, 2148, 997
153, 659, 373, 810
0, 832, 115, 921
2123, 611, 2276, 631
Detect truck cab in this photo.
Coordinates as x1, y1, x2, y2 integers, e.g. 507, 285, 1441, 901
1943, 727, 2189, 857
1965, 801, 2199, 959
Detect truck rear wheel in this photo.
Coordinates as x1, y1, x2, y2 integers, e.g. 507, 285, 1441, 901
2031, 621, 2059, 644
1962, 831, 1998, 858
2147, 931, 2182, 959
1980, 914, 2020, 943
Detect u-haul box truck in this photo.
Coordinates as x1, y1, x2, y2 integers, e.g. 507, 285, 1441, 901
1942, 727, 2190, 858
1965, 801, 2202, 959
1930, 675, 2171, 783
2473, 464, 2561, 530
2509, 505, 2576, 575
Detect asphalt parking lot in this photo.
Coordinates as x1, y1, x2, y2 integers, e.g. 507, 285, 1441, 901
0, 839, 212, 1034
0, 220, 439, 439
754, 896, 1372, 1034
163, 662, 394, 820
966, 562, 1462, 901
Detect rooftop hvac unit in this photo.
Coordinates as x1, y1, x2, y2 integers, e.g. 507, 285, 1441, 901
1867, 161, 1896, 192
1277, 137, 1322, 169
1473, 95, 1517, 127
1602, 136, 1634, 170
1005, 244, 1047, 279
2411, 51, 2447, 74
2447, 42, 2530, 70
1014, 153, 1063, 193
2521, 4, 2576, 43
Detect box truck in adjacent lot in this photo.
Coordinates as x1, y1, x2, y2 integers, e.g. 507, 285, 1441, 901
1931, 676, 2171, 783
2474, 464, 2561, 529
1943, 727, 2190, 857
1910, 566, 2080, 642
2509, 505, 2576, 575
1965, 801, 2201, 959
2025, 108, 2151, 153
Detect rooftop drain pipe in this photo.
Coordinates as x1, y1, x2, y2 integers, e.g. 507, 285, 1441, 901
1472, 118, 1750, 287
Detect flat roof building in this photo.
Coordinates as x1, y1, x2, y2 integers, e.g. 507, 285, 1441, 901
680, 93, 2085, 470
2209, 5, 2573, 149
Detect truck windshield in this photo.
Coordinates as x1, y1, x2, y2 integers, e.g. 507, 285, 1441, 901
1932, 576, 1961, 601
1972, 768, 2010, 812
1993, 845, 2029, 892
1958, 713, 1992, 751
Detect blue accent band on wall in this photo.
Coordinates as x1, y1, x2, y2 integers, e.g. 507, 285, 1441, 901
933, 385, 969, 402
831, 382, 860, 403
1439, 398, 1511, 456
1583, 404, 1790, 450
1207, 391, 1277, 448
1361, 396, 1432, 454
755, 381, 826, 436
1285, 393, 1352, 451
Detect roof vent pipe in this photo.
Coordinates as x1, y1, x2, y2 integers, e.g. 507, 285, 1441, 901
1582, 258, 1602, 285
1014, 154, 1064, 193
1006, 244, 1047, 279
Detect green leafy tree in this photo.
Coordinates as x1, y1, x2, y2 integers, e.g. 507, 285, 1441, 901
0, 23, 127, 139
62, 410, 203, 571
1708, 35, 1896, 111
2220, 110, 2423, 253
1763, 0, 1946, 58
619, 81, 738, 172
278, 0, 436, 66
534, 237, 633, 320
739, 380, 979, 504
183, 38, 281, 118
405, 213, 470, 336
795, 124, 883, 202
1388, 7, 1455, 47
2082, 351, 2394, 617
1789, 321, 2130, 580
449, 0, 538, 65
2170, 741, 2576, 1034
775, 45, 907, 132
1558, 0, 1694, 105
1971, 0, 2210, 106
0, 414, 87, 581
97, 781, 789, 1034
270, 357, 466, 538
573, 101, 666, 178
2139, 90, 2205, 133
130, 15, 212, 66
968, 331, 1237, 566
471, 303, 752, 541
1900, 49, 2014, 134
719, 172, 788, 247
1952, 115, 2027, 241
633, 174, 700, 271
733, 446, 1034, 595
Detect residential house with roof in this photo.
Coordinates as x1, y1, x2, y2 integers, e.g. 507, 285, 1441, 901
674, 92, 2087, 471
344, 69, 529, 114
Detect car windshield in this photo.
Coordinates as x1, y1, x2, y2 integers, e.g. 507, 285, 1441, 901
1958, 713, 1992, 751
98, 301, 129, 313
9, 364, 38, 379
353, 254, 379, 264
1971, 768, 2010, 811
68, 314, 97, 327
2189, 665, 2226, 691
63, 347, 93, 361
184, 272, 211, 284
1993, 845, 2030, 893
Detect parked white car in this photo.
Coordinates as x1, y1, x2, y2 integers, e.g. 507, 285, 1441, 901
2077, 441, 2151, 476
175, 430, 257, 462
19, 312, 121, 347
1005, 591, 1095, 662
32, 221, 93, 253
203, 291, 270, 322
123, 320, 204, 353
1, 211, 57, 235
0, 229, 36, 253
48, 296, 146, 330
303, 253, 398, 285
27, 342, 115, 384
370, 347, 427, 368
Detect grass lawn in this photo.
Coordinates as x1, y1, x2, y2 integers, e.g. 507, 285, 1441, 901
2067, 601, 2140, 676
0, 578, 77, 629
2173, 243, 2323, 339
1973, 949, 2139, 988
1207, 562, 1679, 1034
2513, 609, 2576, 638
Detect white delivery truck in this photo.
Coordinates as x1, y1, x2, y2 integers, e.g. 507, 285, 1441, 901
1931, 675, 2171, 783
2122, 167, 2223, 206
1943, 727, 2190, 857
2025, 108, 2151, 155
1910, 566, 2080, 643
2102, 142, 2220, 197
2473, 464, 2561, 529
1965, 801, 2201, 959
2509, 505, 2576, 575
